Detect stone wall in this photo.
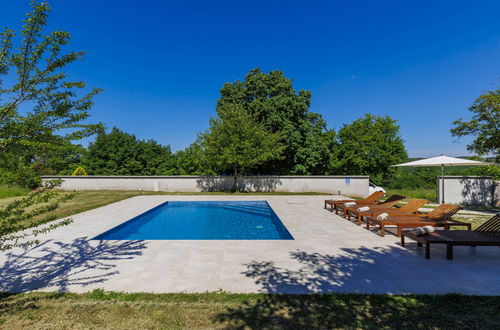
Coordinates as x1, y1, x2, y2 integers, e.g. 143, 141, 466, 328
42, 175, 370, 197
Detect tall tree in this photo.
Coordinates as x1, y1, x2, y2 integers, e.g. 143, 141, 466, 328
83, 127, 175, 175
202, 104, 284, 191
217, 68, 334, 175
0, 1, 102, 186
451, 86, 500, 162
331, 114, 408, 184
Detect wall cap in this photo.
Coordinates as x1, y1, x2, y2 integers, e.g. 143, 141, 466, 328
41, 175, 370, 179
437, 176, 493, 179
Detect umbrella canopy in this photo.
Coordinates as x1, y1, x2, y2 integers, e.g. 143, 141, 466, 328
394, 155, 490, 167
394, 155, 491, 204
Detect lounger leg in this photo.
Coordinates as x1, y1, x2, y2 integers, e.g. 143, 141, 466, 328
397, 226, 402, 237
358, 215, 362, 225
401, 235, 405, 247
425, 243, 430, 259
446, 244, 453, 260
380, 225, 385, 237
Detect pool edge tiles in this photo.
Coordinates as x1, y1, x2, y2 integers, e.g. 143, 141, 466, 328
92, 201, 294, 240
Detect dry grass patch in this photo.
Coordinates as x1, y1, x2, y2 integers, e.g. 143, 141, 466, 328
0, 291, 499, 329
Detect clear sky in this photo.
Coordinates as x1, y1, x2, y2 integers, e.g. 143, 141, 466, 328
2, 0, 499, 157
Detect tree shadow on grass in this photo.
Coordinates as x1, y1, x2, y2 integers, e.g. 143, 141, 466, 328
0, 238, 147, 293
215, 247, 500, 328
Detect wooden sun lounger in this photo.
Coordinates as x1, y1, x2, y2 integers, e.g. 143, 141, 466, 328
353, 198, 428, 225
366, 204, 467, 237
324, 191, 384, 213
401, 214, 500, 259
341, 195, 406, 219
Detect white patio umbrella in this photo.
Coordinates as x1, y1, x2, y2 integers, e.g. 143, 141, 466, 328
394, 155, 491, 204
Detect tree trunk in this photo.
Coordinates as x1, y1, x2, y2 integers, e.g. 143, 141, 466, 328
232, 167, 238, 192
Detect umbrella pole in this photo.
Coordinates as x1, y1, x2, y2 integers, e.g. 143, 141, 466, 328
441, 164, 445, 204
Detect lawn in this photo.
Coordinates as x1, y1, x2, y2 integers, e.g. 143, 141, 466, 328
0, 185, 29, 199
0, 290, 499, 329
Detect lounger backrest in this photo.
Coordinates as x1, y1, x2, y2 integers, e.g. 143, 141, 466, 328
476, 214, 500, 238
363, 191, 385, 203
399, 199, 428, 213
426, 204, 461, 220
377, 195, 406, 208
380, 195, 406, 205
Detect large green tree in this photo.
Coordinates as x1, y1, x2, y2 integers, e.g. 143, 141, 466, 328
202, 104, 285, 191
83, 127, 175, 175
331, 114, 408, 184
0, 1, 102, 187
451, 86, 500, 162
217, 68, 335, 175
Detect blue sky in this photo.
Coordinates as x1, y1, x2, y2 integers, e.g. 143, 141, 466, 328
2, 0, 499, 157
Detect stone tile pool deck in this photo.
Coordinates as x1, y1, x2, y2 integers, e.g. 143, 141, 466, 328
1, 195, 499, 295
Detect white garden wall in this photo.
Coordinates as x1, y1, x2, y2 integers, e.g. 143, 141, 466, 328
437, 176, 495, 206
41, 175, 370, 197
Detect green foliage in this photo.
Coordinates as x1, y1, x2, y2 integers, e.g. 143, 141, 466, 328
217, 68, 335, 175
387, 167, 439, 189
83, 127, 175, 175
32, 141, 87, 175
0, 179, 73, 251
173, 140, 215, 175
71, 166, 88, 176
0, 1, 102, 186
0, 153, 41, 188
331, 114, 408, 185
451, 86, 500, 162
465, 165, 500, 180
202, 104, 285, 190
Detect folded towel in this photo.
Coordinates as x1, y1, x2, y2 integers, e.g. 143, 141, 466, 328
344, 202, 356, 207
357, 206, 370, 212
422, 225, 435, 233
412, 227, 426, 236
377, 212, 389, 220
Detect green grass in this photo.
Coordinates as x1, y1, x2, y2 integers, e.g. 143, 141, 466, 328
385, 188, 437, 202
0, 185, 29, 199
0, 290, 499, 328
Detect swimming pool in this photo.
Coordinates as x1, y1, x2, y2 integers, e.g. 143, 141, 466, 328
93, 201, 293, 240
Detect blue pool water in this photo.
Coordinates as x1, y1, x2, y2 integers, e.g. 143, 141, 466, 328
93, 201, 293, 240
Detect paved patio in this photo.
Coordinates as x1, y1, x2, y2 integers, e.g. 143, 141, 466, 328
1, 195, 499, 295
